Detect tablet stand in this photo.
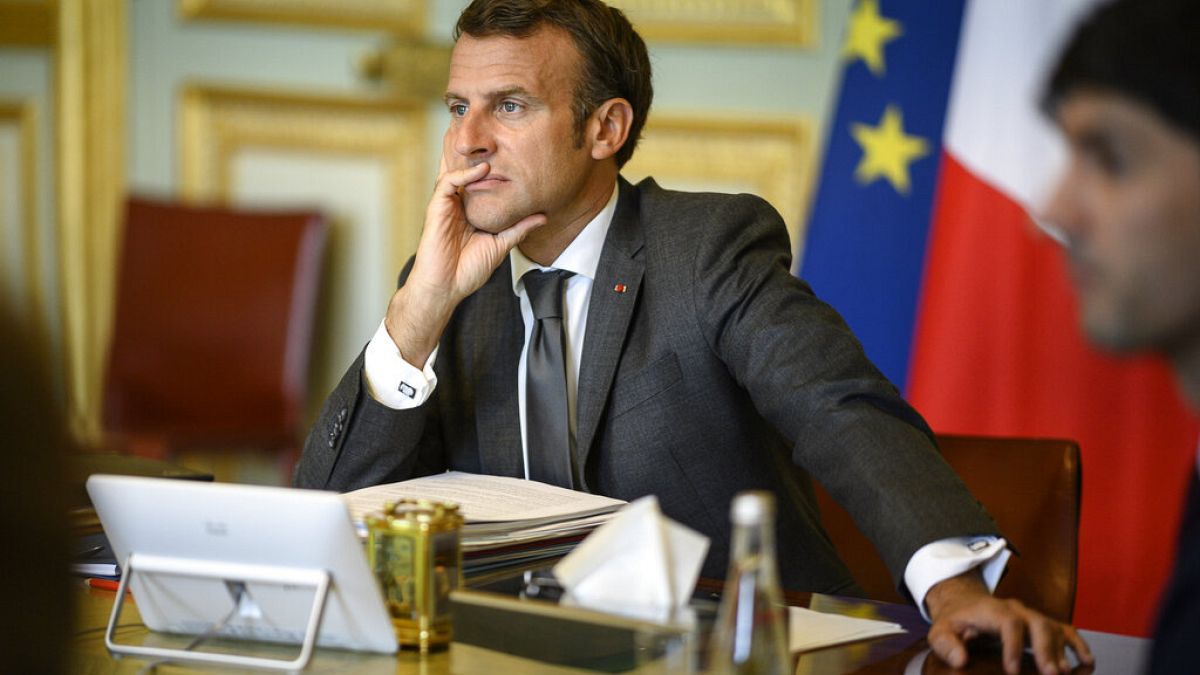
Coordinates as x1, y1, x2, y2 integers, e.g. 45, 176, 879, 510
105, 552, 332, 671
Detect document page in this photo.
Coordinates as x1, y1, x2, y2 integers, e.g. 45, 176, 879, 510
787, 606, 906, 652
341, 471, 625, 525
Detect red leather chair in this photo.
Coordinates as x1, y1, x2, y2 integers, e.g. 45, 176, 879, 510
102, 196, 327, 483
813, 434, 1081, 622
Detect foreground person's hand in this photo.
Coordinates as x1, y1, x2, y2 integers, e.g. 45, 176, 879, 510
925, 572, 1094, 674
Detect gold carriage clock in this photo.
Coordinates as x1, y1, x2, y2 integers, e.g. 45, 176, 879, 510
365, 499, 464, 651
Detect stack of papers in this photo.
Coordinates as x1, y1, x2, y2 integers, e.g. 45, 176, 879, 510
341, 472, 626, 576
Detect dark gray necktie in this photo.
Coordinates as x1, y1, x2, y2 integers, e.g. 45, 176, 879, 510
523, 269, 575, 488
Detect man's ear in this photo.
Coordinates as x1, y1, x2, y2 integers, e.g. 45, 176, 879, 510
588, 98, 634, 161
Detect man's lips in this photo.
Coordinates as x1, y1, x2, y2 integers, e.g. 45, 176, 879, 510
464, 175, 507, 192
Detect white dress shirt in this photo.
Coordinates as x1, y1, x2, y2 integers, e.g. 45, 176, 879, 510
361, 182, 1008, 618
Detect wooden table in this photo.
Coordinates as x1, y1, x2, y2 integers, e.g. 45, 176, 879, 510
70, 581, 1148, 674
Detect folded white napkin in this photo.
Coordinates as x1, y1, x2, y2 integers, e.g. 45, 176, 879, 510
553, 496, 709, 620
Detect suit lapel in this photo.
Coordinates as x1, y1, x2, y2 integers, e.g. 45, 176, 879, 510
472, 259, 525, 478
576, 179, 645, 485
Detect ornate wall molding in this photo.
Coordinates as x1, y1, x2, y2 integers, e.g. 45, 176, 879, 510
179, 84, 426, 280
178, 0, 425, 35
610, 0, 816, 46
359, 39, 452, 102
0, 1, 55, 47
623, 114, 815, 251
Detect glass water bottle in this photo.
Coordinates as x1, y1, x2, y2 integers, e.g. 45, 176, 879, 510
709, 491, 790, 675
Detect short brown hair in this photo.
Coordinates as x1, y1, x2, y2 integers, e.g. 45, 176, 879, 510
1044, 0, 1200, 144
455, 0, 653, 168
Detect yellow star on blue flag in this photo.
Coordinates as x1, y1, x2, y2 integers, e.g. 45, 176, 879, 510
843, 0, 903, 76
851, 104, 929, 195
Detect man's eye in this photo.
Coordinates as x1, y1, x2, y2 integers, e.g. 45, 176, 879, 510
1087, 143, 1128, 179
500, 101, 522, 113
449, 103, 468, 117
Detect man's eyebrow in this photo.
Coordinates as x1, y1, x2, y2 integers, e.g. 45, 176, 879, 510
1074, 117, 1129, 153
443, 86, 540, 105
493, 86, 536, 100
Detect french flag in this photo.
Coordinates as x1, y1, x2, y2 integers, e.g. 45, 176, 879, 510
802, 0, 1198, 635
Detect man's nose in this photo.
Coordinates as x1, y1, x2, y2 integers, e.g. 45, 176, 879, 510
453, 111, 495, 158
1040, 168, 1087, 246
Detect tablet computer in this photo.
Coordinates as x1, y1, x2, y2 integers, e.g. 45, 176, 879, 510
86, 474, 397, 666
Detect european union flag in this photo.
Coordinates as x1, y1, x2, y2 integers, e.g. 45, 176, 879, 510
800, 0, 965, 391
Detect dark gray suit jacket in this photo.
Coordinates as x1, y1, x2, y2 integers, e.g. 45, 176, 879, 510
1151, 473, 1200, 673
295, 177, 998, 595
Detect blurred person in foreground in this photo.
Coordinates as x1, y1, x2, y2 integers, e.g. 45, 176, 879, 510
0, 303, 72, 673
1041, 0, 1200, 671
297, 0, 1090, 670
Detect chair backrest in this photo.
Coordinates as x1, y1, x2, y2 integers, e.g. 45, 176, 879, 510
103, 196, 327, 451
813, 434, 1081, 622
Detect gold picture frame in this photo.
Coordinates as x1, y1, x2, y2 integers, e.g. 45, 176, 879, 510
622, 114, 815, 252
178, 0, 426, 35
610, 0, 817, 47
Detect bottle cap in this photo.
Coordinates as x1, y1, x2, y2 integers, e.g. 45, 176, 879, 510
730, 491, 775, 525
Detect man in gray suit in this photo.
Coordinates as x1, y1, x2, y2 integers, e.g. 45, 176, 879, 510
296, 0, 1089, 670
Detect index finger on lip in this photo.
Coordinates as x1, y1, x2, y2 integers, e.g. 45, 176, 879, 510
436, 162, 489, 194
448, 163, 489, 187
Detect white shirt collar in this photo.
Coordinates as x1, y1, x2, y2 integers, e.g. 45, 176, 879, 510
510, 183, 619, 293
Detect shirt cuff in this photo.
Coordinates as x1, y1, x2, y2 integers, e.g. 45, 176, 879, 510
904, 536, 1011, 622
363, 319, 438, 409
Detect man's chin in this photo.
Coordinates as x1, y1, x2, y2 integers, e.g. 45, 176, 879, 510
466, 217, 513, 234
464, 204, 519, 234
1082, 312, 1146, 354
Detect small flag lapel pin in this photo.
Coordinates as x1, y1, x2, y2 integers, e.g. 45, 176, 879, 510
613, 283, 627, 293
